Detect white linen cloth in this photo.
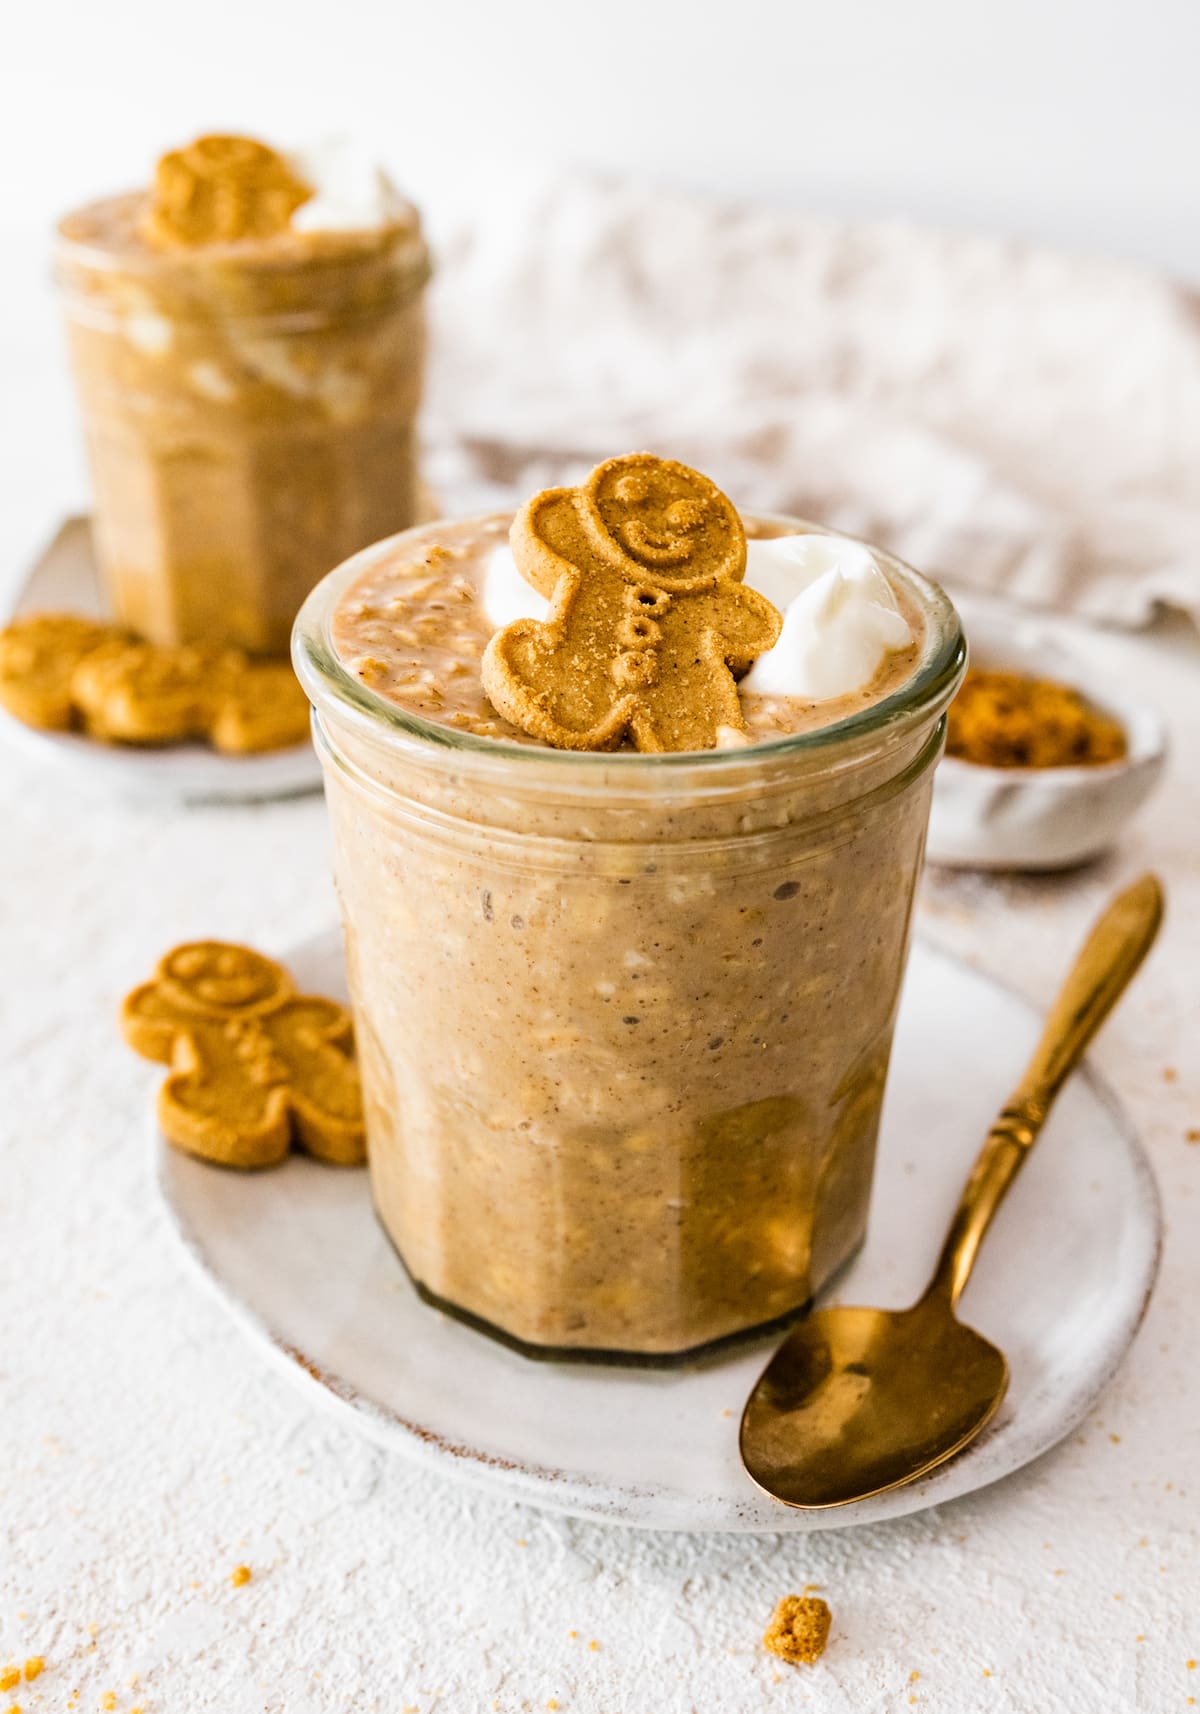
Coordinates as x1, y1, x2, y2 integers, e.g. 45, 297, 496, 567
424, 170, 1200, 626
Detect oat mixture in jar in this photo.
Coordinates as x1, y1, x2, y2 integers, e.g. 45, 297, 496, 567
295, 487, 965, 1360
56, 135, 431, 655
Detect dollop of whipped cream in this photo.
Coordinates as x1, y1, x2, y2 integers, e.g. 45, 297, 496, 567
288, 139, 405, 232
739, 535, 913, 700
483, 544, 551, 628
481, 533, 913, 702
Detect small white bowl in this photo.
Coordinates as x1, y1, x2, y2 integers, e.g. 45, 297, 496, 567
927, 606, 1167, 871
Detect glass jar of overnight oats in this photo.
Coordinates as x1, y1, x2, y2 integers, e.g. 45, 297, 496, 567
55, 146, 431, 656
294, 511, 965, 1361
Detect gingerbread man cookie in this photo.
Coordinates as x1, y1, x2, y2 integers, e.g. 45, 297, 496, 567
481, 454, 782, 752
121, 941, 365, 1169
147, 134, 314, 247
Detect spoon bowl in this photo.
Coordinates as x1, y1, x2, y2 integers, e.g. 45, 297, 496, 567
740, 873, 1164, 1511
740, 1299, 1008, 1508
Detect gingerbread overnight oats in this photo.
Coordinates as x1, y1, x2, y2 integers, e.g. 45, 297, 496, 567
56, 135, 431, 654
294, 457, 965, 1359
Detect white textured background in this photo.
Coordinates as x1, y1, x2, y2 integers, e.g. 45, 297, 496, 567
2, 607, 1198, 1714
8, 0, 1200, 276
4, 5, 1200, 1708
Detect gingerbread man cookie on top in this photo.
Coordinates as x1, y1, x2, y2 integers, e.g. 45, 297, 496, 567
481, 454, 783, 752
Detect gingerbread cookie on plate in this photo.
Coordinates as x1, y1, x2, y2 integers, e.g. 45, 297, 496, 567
122, 941, 365, 1169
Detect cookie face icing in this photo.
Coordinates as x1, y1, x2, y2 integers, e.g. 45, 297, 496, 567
481, 454, 782, 753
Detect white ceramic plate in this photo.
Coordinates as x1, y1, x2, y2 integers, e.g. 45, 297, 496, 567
2, 518, 322, 804
156, 930, 1161, 1533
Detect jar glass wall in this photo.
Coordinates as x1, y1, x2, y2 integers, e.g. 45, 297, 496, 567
56, 196, 431, 655
294, 518, 965, 1360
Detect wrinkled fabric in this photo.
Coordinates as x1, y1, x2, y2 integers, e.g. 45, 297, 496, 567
424, 169, 1200, 626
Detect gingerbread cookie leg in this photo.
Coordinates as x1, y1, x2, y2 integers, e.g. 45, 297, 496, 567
263, 998, 366, 1166
160, 1051, 294, 1170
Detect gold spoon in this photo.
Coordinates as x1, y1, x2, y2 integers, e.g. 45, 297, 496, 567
740, 872, 1164, 1511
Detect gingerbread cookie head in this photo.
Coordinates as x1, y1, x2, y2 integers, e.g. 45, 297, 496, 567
581, 453, 745, 587
481, 453, 782, 753
147, 134, 313, 247
157, 941, 293, 1016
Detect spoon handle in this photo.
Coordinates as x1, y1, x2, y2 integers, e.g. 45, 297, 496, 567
929, 873, 1164, 1309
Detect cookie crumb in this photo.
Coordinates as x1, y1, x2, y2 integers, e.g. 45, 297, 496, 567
231, 1564, 252, 1587
763, 1594, 832, 1666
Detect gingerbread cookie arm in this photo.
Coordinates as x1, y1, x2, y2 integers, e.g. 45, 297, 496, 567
695, 582, 784, 676
121, 982, 186, 1065
508, 488, 590, 597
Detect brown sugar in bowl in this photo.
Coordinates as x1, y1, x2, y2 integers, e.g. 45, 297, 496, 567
927, 603, 1165, 871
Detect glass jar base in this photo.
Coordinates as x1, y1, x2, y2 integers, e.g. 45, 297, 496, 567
374, 1201, 866, 1369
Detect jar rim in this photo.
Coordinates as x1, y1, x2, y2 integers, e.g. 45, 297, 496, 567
292, 511, 967, 786
55, 189, 428, 268
53, 191, 432, 327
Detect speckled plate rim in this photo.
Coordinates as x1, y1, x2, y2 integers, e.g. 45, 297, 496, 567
153, 933, 1162, 1534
